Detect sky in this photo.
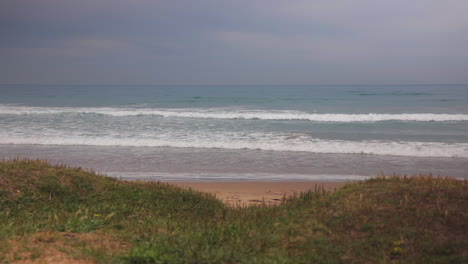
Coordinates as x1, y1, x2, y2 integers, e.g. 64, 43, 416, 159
1, 0, 468, 85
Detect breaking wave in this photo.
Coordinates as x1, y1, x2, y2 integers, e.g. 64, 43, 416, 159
1, 135, 467, 158
1, 105, 468, 122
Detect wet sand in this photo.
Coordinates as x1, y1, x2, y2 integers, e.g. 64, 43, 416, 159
169, 182, 349, 206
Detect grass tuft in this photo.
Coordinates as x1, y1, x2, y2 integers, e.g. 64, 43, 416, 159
1, 159, 467, 263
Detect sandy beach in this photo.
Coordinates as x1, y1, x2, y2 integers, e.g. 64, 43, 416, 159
169, 181, 349, 206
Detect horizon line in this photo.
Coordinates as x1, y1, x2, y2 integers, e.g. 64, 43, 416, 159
1, 83, 467, 86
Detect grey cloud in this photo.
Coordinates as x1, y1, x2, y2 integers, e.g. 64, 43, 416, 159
1, 0, 467, 84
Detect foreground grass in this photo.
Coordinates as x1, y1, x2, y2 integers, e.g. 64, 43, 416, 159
0, 159, 467, 263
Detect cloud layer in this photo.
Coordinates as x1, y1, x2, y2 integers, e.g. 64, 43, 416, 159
1, 0, 467, 84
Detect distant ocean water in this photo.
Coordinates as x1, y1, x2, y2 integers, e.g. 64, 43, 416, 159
1, 84, 467, 181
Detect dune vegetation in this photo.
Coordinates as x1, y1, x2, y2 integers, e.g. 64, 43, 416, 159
0, 159, 467, 263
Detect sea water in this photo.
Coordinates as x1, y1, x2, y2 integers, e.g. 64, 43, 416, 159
0, 84, 467, 181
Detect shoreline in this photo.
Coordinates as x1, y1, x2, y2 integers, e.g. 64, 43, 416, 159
168, 181, 349, 206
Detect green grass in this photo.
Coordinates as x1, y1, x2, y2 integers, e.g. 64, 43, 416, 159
1, 159, 467, 263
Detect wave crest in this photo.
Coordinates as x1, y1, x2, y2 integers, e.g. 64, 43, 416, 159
1, 135, 467, 158
1, 105, 468, 122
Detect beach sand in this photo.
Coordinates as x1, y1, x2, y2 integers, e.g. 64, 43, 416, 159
169, 182, 349, 206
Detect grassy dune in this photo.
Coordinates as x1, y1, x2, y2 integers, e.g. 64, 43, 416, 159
0, 159, 467, 263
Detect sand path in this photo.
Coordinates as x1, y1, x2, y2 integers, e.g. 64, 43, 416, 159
169, 182, 348, 206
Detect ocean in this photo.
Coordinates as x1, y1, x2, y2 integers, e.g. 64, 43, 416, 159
1, 84, 467, 181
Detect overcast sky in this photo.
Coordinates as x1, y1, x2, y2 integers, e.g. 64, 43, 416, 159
1, 0, 467, 85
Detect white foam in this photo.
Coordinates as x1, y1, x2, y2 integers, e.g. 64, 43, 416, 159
1, 135, 467, 158
104, 171, 370, 182
1, 105, 468, 122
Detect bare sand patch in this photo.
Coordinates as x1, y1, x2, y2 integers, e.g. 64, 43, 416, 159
169, 181, 348, 206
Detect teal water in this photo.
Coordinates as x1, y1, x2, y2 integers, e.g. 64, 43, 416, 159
1, 84, 467, 180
